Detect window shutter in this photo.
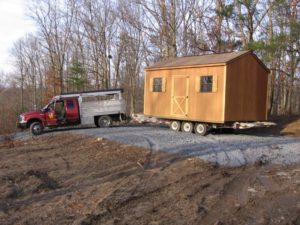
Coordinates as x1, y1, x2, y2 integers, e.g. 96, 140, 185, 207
150, 77, 154, 92
162, 77, 166, 92
195, 76, 200, 92
212, 75, 218, 92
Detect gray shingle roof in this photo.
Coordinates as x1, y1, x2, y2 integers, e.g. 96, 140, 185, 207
146, 50, 251, 69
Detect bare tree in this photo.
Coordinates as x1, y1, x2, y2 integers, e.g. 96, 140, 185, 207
2, 0, 299, 135
29, 0, 74, 94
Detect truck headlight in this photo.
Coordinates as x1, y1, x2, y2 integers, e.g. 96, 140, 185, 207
19, 115, 25, 122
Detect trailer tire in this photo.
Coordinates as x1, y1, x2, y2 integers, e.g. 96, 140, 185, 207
98, 115, 112, 128
170, 121, 181, 131
194, 123, 208, 136
30, 121, 43, 136
181, 122, 193, 133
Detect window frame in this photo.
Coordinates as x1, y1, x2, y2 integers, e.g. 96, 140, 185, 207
152, 77, 163, 93
200, 75, 213, 93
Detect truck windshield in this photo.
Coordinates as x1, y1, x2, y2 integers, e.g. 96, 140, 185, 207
41, 101, 54, 112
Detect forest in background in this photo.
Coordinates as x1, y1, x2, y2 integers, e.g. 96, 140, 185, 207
0, 0, 299, 134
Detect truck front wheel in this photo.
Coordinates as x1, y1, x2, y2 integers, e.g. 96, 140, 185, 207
30, 122, 44, 135
98, 116, 112, 128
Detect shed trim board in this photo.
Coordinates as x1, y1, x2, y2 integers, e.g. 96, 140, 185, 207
143, 114, 226, 124
222, 66, 227, 122
265, 73, 270, 120
145, 63, 226, 71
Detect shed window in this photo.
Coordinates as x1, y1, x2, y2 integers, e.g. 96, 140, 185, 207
200, 76, 213, 92
153, 77, 162, 92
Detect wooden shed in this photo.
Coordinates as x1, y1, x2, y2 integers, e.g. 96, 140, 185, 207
144, 50, 270, 134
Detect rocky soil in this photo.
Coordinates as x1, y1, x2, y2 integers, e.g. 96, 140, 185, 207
1, 133, 300, 225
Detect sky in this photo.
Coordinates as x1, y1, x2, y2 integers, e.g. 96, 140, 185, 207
0, 0, 36, 74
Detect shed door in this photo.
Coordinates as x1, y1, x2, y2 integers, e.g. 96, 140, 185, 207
171, 76, 189, 117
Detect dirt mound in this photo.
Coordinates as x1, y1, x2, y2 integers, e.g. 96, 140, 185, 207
0, 134, 300, 225
280, 116, 300, 138
235, 115, 300, 138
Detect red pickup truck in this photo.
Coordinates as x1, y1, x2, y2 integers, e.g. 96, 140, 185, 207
18, 89, 126, 135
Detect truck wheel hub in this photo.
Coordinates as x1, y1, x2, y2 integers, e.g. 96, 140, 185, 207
33, 125, 41, 132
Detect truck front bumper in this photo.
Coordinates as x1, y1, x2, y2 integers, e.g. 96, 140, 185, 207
17, 122, 27, 129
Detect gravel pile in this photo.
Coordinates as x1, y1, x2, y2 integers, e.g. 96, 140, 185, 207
70, 125, 300, 166
8, 124, 300, 166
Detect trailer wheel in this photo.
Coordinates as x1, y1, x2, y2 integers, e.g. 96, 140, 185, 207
30, 121, 43, 136
98, 115, 112, 128
194, 123, 208, 136
181, 122, 193, 133
170, 121, 181, 131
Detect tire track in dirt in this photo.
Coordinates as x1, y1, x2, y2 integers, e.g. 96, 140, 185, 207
2, 133, 300, 225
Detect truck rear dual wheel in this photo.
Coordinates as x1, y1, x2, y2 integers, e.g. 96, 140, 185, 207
30, 121, 44, 136
97, 115, 112, 128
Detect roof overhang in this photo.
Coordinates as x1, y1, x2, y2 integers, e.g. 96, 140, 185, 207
225, 51, 270, 73
145, 63, 226, 71
144, 50, 270, 73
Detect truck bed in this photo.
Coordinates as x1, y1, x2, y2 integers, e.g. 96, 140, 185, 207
80, 99, 126, 125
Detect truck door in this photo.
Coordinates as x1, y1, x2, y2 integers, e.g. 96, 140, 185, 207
65, 99, 80, 124
44, 101, 58, 126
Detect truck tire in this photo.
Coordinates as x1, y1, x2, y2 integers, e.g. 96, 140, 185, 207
170, 120, 181, 131
30, 121, 43, 136
181, 121, 193, 133
95, 119, 100, 127
194, 123, 208, 136
98, 115, 112, 128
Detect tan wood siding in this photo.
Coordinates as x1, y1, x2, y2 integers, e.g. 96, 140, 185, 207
144, 66, 226, 123
224, 54, 268, 121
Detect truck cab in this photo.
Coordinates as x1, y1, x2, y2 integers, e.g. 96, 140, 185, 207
41, 98, 80, 126
18, 89, 126, 135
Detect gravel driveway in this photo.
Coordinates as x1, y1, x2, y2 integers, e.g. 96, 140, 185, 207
10, 124, 300, 166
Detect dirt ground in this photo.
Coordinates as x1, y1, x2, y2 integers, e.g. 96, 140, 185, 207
0, 128, 300, 225
278, 116, 300, 138
258, 116, 300, 138
235, 115, 300, 139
